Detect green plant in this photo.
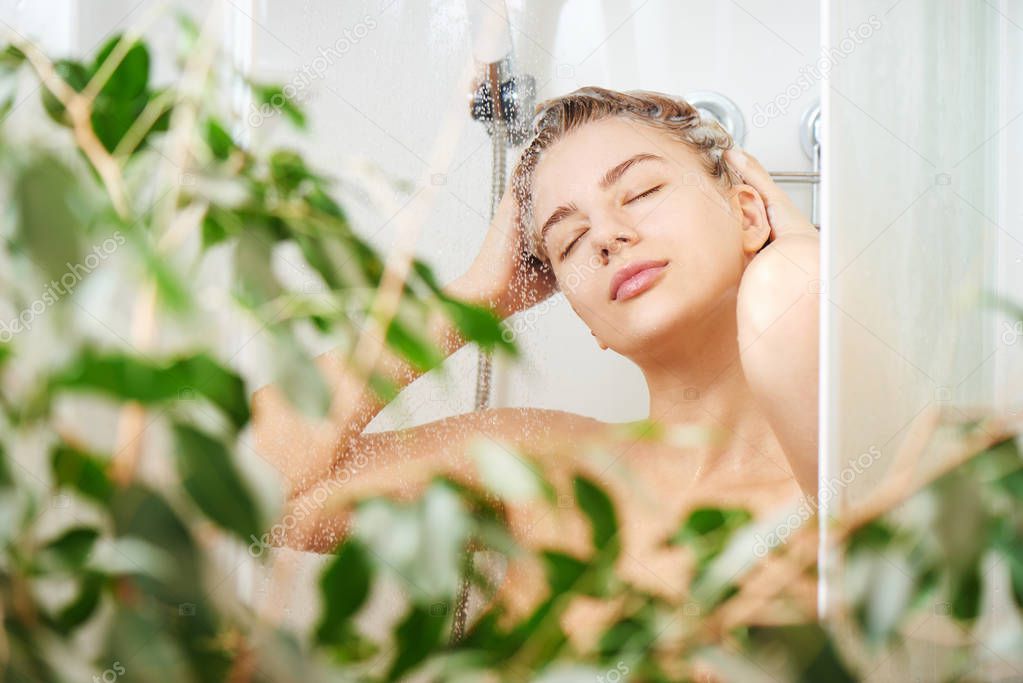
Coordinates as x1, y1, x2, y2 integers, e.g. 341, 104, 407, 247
0, 15, 1021, 683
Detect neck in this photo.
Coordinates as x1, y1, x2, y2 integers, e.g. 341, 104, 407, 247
634, 293, 777, 472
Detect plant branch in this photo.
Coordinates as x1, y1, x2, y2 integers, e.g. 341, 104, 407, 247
8, 32, 130, 218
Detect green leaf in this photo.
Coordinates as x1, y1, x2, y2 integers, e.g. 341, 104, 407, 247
149, 87, 173, 133
384, 315, 445, 373
846, 519, 896, 555
367, 369, 400, 404
234, 226, 284, 306
92, 34, 150, 100
175, 12, 200, 60
51, 571, 105, 634
133, 233, 192, 312
417, 480, 473, 599
91, 92, 148, 153
0, 43, 26, 71
315, 541, 372, 647
51, 444, 113, 504
470, 437, 544, 503
387, 603, 447, 681
597, 613, 651, 657
438, 296, 517, 356
14, 154, 85, 281
41, 59, 88, 125
0, 441, 14, 488
109, 484, 202, 605
746, 623, 857, 683
269, 149, 313, 194
994, 517, 1023, 609
203, 117, 235, 161
85, 537, 175, 580
573, 476, 618, 560
541, 550, 587, 595
254, 84, 307, 129
39, 526, 100, 571
172, 422, 263, 543
949, 563, 982, 621
669, 507, 753, 563
50, 348, 250, 430
306, 185, 347, 220
266, 327, 331, 418
857, 549, 916, 644
292, 231, 346, 291
201, 205, 243, 249
103, 603, 205, 683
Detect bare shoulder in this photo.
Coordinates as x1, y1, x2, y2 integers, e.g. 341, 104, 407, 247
736, 232, 819, 339
734, 232, 820, 495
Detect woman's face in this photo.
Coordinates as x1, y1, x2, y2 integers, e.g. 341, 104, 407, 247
530, 116, 768, 358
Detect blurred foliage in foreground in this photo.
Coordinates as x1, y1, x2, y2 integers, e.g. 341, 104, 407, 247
0, 12, 1021, 683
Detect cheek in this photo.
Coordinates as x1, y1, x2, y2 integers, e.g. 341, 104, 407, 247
555, 263, 604, 305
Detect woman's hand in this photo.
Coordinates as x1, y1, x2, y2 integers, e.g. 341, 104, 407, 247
724, 147, 817, 241
449, 186, 559, 319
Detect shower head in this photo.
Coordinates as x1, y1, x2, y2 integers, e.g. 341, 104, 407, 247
465, 0, 536, 147
465, 0, 513, 64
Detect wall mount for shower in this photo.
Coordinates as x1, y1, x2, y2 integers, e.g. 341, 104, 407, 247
800, 100, 821, 161
468, 56, 536, 146
684, 90, 747, 147
800, 100, 821, 227
683, 90, 821, 228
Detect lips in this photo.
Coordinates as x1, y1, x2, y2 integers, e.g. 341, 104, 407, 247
610, 259, 670, 301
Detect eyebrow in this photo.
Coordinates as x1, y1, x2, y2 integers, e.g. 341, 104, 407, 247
538, 153, 667, 247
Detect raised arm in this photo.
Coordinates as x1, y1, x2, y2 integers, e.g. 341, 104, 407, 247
250, 187, 557, 500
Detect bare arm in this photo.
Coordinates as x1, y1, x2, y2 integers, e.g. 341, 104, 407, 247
250, 188, 557, 500
251, 272, 501, 499
727, 148, 820, 496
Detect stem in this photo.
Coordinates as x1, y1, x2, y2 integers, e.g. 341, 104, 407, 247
693, 407, 1018, 642
107, 4, 221, 485
10, 34, 130, 218
112, 87, 176, 159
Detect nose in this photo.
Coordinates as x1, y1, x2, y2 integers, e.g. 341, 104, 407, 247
596, 222, 639, 263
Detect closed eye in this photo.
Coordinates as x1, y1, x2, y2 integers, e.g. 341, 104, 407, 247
628, 185, 663, 203
560, 185, 664, 260
560, 230, 586, 260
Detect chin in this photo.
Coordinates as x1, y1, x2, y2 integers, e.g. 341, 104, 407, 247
606, 287, 692, 351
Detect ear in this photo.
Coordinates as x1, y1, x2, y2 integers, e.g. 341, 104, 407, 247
729, 184, 771, 255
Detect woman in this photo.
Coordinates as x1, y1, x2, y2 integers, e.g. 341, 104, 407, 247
251, 86, 820, 633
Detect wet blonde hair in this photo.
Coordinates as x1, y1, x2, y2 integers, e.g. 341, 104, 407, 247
510, 86, 742, 265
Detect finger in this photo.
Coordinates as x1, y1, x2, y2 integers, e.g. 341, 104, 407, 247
724, 148, 814, 236
724, 148, 792, 210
